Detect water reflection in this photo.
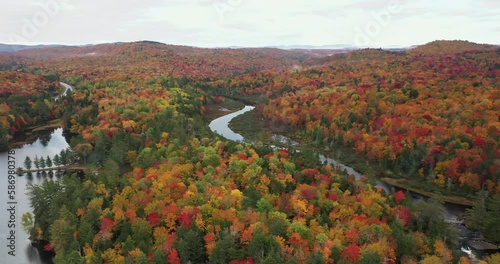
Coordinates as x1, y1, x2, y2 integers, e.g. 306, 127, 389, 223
0, 128, 68, 264
26, 172, 34, 181
39, 134, 52, 147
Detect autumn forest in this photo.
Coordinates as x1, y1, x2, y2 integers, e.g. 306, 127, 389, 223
0, 40, 499, 264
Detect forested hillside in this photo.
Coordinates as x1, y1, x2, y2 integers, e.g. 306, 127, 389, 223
206, 41, 499, 195
2, 41, 340, 80
1, 40, 498, 263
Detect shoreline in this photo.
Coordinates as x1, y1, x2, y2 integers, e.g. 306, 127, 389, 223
8, 119, 63, 149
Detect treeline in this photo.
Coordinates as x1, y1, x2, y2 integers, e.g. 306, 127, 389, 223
23, 148, 78, 170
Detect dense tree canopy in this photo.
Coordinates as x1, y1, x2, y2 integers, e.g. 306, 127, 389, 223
1, 40, 497, 263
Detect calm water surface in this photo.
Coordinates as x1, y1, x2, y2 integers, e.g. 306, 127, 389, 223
0, 128, 69, 264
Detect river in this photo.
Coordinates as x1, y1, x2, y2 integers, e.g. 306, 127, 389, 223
0, 82, 74, 264
209, 106, 467, 223
54, 82, 74, 101
1, 131, 70, 264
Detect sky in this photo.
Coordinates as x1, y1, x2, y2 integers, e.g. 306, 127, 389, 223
1, 0, 499, 48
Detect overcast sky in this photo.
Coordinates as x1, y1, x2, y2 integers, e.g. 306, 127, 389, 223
1, 0, 499, 48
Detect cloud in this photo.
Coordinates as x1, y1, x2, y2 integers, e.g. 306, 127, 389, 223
0, 0, 498, 46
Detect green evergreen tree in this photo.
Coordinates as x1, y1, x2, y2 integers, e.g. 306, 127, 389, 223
53, 154, 61, 167
209, 231, 243, 264
136, 252, 149, 264
358, 249, 382, 264
46, 155, 52, 168
24, 156, 32, 170
60, 149, 68, 165
33, 155, 40, 169
152, 248, 167, 264
246, 229, 282, 263
306, 251, 325, 264
0, 123, 8, 150
131, 219, 152, 253
39, 156, 46, 169
174, 227, 208, 263
122, 236, 135, 256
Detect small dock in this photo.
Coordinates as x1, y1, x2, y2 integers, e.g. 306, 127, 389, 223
17, 164, 87, 175
468, 240, 499, 251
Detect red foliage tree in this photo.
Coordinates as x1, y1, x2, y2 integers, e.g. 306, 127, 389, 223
167, 249, 181, 264
148, 212, 161, 227
100, 217, 115, 232
394, 190, 405, 204
229, 258, 255, 264
342, 243, 361, 262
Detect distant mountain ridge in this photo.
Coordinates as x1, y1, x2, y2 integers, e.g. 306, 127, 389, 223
0, 41, 417, 53
2, 40, 494, 54
408, 40, 498, 55
0, 44, 69, 52
1, 40, 497, 79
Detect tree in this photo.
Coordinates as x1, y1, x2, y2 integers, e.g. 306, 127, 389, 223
136, 147, 157, 170
110, 133, 129, 165
420, 256, 442, 264
358, 249, 382, 264
342, 243, 361, 262
135, 251, 149, 264
467, 193, 500, 244
53, 154, 61, 167
21, 212, 35, 239
0, 123, 8, 150
256, 198, 273, 213
24, 156, 32, 170
394, 190, 405, 204
411, 198, 456, 246
174, 227, 208, 263
60, 149, 68, 165
40, 156, 46, 169
49, 206, 78, 255
209, 231, 244, 264
74, 143, 93, 163
307, 251, 324, 264
486, 253, 500, 264
34, 155, 40, 169
131, 219, 152, 253
246, 229, 282, 263
46, 155, 53, 168
65, 148, 77, 164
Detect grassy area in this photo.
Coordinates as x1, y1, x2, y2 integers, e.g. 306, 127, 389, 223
381, 177, 475, 206
204, 99, 245, 122
9, 119, 63, 149
31, 119, 62, 132
228, 110, 270, 142
317, 143, 476, 206
228, 108, 477, 206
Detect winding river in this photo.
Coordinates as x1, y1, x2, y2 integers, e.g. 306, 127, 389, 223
209, 106, 467, 222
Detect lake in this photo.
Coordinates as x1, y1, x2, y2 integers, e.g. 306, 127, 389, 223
0, 128, 69, 264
